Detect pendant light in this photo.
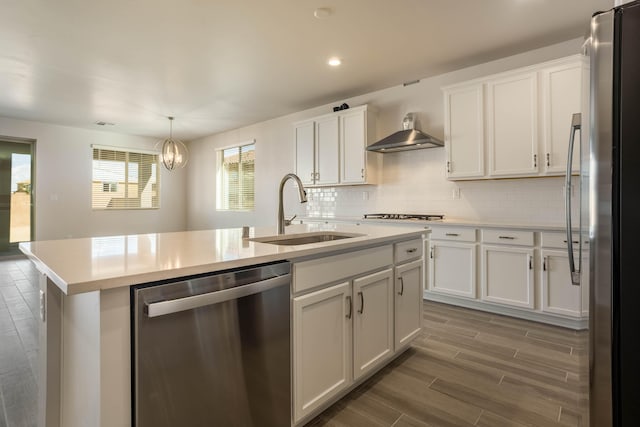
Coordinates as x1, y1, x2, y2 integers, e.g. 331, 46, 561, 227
160, 116, 189, 171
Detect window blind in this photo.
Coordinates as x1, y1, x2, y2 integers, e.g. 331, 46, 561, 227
219, 143, 255, 210
92, 147, 159, 209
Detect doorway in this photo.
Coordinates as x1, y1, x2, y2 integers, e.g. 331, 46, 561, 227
0, 138, 34, 255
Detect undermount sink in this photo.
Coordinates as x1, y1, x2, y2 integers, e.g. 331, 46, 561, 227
250, 231, 364, 246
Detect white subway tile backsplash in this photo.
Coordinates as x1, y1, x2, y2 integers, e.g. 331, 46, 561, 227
301, 168, 574, 226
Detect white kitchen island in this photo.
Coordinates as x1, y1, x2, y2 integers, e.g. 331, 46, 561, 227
19, 224, 426, 427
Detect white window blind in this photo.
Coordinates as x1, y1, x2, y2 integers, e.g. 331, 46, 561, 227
218, 143, 255, 211
92, 147, 159, 209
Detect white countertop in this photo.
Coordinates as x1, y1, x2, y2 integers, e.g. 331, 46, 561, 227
298, 216, 568, 231
19, 224, 424, 295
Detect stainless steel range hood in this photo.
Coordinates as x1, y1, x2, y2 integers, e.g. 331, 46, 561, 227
366, 113, 443, 153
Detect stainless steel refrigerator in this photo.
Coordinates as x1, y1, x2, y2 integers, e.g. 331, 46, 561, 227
579, 1, 640, 425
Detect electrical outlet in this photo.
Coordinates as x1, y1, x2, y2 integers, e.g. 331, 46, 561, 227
452, 187, 461, 199
362, 191, 369, 201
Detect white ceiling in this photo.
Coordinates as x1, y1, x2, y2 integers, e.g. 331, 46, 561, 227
0, 0, 613, 140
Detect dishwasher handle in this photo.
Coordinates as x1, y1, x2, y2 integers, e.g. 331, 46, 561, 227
145, 274, 290, 318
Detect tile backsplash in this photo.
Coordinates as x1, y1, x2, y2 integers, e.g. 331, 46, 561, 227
296, 149, 577, 225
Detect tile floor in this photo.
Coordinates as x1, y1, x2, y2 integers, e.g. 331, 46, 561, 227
0, 256, 588, 427
0, 256, 40, 427
309, 302, 588, 427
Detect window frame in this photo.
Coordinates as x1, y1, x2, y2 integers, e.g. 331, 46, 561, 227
216, 140, 255, 212
91, 145, 160, 210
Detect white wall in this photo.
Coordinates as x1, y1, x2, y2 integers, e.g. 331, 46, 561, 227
0, 117, 187, 240
187, 38, 584, 230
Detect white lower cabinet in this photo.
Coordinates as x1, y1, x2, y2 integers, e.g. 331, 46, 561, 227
481, 245, 535, 309
353, 269, 394, 380
293, 268, 395, 419
541, 249, 589, 318
428, 241, 477, 298
293, 282, 352, 422
292, 240, 424, 425
395, 259, 423, 349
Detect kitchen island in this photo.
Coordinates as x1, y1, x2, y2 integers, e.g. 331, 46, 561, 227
20, 223, 426, 427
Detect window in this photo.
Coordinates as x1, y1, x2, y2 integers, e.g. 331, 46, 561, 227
92, 146, 159, 209
102, 182, 117, 192
217, 142, 255, 211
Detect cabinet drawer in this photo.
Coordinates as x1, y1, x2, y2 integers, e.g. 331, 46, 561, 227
430, 227, 476, 242
394, 239, 423, 264
540, 232, 589, 249
293, 245, 393, 293
481, 229, 533, 246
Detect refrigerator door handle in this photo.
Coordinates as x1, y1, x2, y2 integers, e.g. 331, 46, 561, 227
565, 112, 582, 286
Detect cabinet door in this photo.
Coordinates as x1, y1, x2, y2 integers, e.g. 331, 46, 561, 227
541, 250, 582, 317
295, 121, 316, 185
315, 116, 340, 185
487, 72, 538, 177
428, 242, 476, 298
481, 245, 535, 309
353, 269, 393, 380
541, 62, 583, 174
340, 109, 367, 184
293, 282, 352, 422
395, 259, 423, 350
444, 83, 485, 179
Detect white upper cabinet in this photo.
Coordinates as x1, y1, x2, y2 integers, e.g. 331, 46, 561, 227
442, 55, 587, 181
294, 121, 315, 186
444, 83, 485, 179
541, 60, 585, 174
315, 115, 340, 185
486, 72, 538, 177
340, 109, 367, 184
293, 105, 377, 187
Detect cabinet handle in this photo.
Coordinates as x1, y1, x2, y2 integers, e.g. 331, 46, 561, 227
357, 291, 364, 314
543, 256, 547, 271
563, 240, 580, 244
529, 256, 533, 270
361, 168, 364, 178
346, 296, 352, 319
533, 154, 537, 168
398, 277, 404, 296
430, 246, 434, 259
546, 153, 550, 167
445, 233, 459, 237
498, 236, 515, 240
406, 248, 417, 254
447, 161, 451, 173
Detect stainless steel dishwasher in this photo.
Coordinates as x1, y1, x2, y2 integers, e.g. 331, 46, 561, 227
132, 261, 291, 427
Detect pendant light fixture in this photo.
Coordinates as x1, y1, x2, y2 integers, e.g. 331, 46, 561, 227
160, 116, 189, 171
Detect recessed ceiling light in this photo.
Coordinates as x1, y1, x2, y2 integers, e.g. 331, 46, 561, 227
314, 8, 332, 19
328, 57, 341, 67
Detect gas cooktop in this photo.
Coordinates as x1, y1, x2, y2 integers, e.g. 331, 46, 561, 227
363, 213, 445, 221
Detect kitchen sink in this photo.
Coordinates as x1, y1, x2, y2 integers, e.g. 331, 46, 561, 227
250, 232, 364, 246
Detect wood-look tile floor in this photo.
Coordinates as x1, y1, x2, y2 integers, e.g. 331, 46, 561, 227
0, 256, 40, 427
308, 301, 588, 427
